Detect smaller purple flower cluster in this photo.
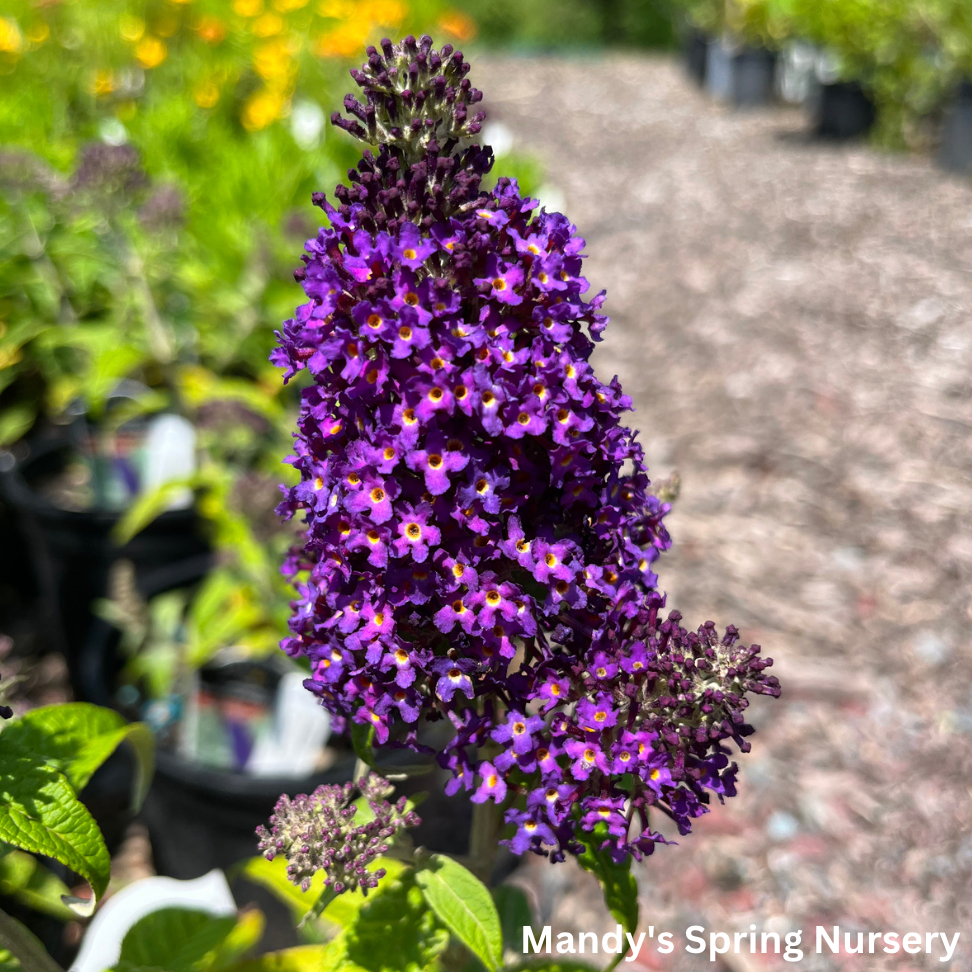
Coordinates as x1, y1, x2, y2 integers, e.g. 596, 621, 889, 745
256, 774, 419, 895
461, 597, 779, 862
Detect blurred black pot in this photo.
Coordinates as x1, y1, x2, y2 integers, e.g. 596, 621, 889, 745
0, 435, 209, 689
705, 39, 777, 108
938, 79, 972, 173
732, 46, 777, 107
684, 28, 708, 87
815, 80, 876, 139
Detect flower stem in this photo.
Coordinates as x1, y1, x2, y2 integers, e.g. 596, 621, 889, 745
469, 798, 500, 886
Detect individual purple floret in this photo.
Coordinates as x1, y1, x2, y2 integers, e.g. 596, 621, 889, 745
273, 35, 780, 865
256, 774, 419, 896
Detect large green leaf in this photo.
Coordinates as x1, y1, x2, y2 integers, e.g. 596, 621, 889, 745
0, 755, 110, 903
0, 704, 154, 811
414, 855, 502, 972
343, 871, 449, 972
112, 907, 238, 972
574, 826, 638, 969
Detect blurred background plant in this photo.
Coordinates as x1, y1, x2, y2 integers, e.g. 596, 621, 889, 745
0, 0, 490, 696
669, 0, 972, 147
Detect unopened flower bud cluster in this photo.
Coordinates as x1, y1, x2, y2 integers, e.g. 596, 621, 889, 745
256, 775, 418, 894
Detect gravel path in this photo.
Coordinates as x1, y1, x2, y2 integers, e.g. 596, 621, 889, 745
477, 54, 972, 970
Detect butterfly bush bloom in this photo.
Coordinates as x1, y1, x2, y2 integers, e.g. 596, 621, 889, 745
274, 35, 780, 864
256, 775, 419, 895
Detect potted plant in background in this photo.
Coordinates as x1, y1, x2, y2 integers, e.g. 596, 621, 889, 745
935, 1, 972, 171
673, 0, 782, 106
0, 0, 484, 692
83, 515, 356, 883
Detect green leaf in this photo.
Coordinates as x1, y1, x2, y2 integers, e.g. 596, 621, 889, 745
350, 723, 377, 771
0, 406, 35, 448
206, 908, 265, 971
492, 885, 533, 957
574, 825, 638, 946
234, 856, 326, 923
414, 855, 502, 972
113, 907, 238, 972
0, 848, 74, 920
221, 944, 346, 972
235, 854, 405, 930
0, 907, 63, 972
343, 871, 449, 972
0, 704, 155, 812
112, 477, 200, 545
0, 947, 22, 972
0, 755, 110, 903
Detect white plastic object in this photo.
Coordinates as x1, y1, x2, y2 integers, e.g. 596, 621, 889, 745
141, 413, 196, 509
70, 869, 236, 972
246, 670, 333, 777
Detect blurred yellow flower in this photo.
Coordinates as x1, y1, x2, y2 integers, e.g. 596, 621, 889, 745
273, 0, 308, 9
25, 22, 50, 45
314, 21, 368, 58
254, 40, 294, 81
439, 10, 476, 41
169, 0, 193, 4
233, 0, 264, 16
242, 88, 286, 130
195, 16, 226, 43
119, 15, 145, 43
317, 0, 353, 18
135, 36, 167, 68
0, 17, 24, 54
369, 0, 406, 24
253, 12, 284, 36
90, 69, 115, 96
194, 81, 220, 108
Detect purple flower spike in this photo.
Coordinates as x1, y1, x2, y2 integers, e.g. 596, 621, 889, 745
274, 36, 779, 869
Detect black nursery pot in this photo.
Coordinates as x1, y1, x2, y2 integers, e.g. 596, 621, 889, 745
684, 28, 708, 87
938, 79, 972, 174
732, 46, 777, 108
0, 436, 209, 690
815, 80, 876, 139
79, 560, 354, 878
